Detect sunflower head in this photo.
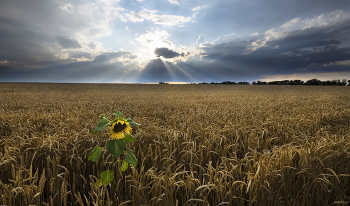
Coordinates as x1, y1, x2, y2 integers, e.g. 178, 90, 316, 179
110, 119, 132, 139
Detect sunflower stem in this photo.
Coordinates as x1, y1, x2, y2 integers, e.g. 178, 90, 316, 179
112, 156, 117, 206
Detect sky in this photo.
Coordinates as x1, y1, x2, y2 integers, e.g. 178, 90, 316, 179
1, 0, 350, 83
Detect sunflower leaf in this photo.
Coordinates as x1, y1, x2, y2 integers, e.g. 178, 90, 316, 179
90, 118, 110, 134
87, 145, 102, 162
123, 134, 137, 143
125, 150, 138, 167
126, 118, 141, 126
105, 139, 126, 157
129, 122, 141, 126
113, 111, 123, 117
101, 169, 114, 186
121, 160, 128, 172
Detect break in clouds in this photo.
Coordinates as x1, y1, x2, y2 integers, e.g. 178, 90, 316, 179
0, 0, 350, 83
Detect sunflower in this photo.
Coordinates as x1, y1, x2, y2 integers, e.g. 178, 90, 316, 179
110, 119, 132, 139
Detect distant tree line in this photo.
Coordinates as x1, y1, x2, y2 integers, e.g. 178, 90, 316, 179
252, 79, 350, 86
160, 79, 350, 86
199, 81, 250, 85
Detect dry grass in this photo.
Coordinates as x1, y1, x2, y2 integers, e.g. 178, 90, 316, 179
1, 83, 350, 206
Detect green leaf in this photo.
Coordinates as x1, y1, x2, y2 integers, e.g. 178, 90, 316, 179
105, 139, 126, 157
126, 118, 141, 126
90, 118, 110, 134
129, 122, 141, 126
96, 179, 103, 187
101, 169, 114, 186
122, 134, 137, 143
87, 145, 102, 162
121, 160, 128, 172
125, 150, 138, 167
113, 111, 123, 117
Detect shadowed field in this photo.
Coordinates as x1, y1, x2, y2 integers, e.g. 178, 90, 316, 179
1, 83, 350, 206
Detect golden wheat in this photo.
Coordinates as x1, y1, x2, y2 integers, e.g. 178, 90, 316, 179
0, 83, 350, 205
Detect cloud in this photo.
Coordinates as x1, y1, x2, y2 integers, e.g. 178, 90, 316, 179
92, 51, 132, 63
168, 0, 180, 5
192, 12, 198, 19
250, 10, 350, 52
117, 14, 127, 22
198, 11, 350, 79
302, 9, 350, 29
192, 5, 207, 12
0, 0, 129, 74
88, 42, 97, 49
98, 0, 121, 5
135, 30, 170, 45
212, 33, 241, 44
191, 5, 207, 18
196, 34, 207, 45
154, 48, 184, 58
134, 30, 187, 61
68, 52, 92, 59
134, 30, 201, 63
58, 3, 74, 13
280, 18, 301, 29
56, 36, 82, 49
0, 57, 141, 83
124, 8, 191, 26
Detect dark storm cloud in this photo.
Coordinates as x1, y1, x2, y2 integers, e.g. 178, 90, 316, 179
197, 0, 350, 38
154, 47, 184, 59
0, 55, 140, 83
92, 51, 132, 63
200, 18, 350, 77
68, 52, 92, 59
0, 15, 53, 62
203, 41, 248, 56
266, 19, 350, 51
56, 36, 82, 49
0, 4, 137, 83
0, 6, 78, 72
0, 0, 125, 81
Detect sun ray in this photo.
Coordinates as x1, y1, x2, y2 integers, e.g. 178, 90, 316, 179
161, 58, 176, 79
164, 60, 196, 82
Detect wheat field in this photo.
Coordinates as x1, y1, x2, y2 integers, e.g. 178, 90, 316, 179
0, 83, 350, 206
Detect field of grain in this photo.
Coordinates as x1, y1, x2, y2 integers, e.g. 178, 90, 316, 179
0, 83, 350, 206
